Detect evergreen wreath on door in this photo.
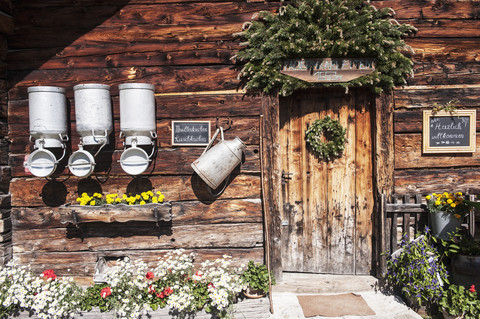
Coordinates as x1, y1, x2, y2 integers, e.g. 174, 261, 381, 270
233, 0, 417, 96
305, 116, 347, 161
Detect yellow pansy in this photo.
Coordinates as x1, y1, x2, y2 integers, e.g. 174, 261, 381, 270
426, 195, 431, 200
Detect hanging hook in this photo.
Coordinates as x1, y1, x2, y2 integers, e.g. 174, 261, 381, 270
215, 117, 232, 131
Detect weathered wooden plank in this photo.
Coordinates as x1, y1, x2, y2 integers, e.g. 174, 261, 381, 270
399, 19, 480, 38
12, 297, 270, 319
261, 93, 282, 280
12, 223, 264, 252
10, 174, 261, 207
6, 40, 241, 71
13, 3, 272, 29
375, 93, 394, 197
407, 62, 480, 86
8, 94, 261, 125
386, 203, 426, 213
10, 47, 235, 71
13, 0, 271, 8
0, 10, 12, 35
69, 203, 171, 224
13, 247, 264, 277
0, 193, 9, 207
406, 38, 480, 63
354, 89, 373, 275
394, 87, 480, 109
0, 216, 10, 233
9, 118, 259, 153
395, 108, 480, 134
8, 65, 240, 100
9, 24, 242, 49
9, 146, 260, 177
372, 0, 480, 19
0, 165, 10, 193
12, 198, 262, 229
9, 117, 260, 153
394, 168, 480, 194
395, 133, 480, 169
326, 92, 356, 274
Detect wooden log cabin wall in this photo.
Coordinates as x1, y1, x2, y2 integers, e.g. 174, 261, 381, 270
0, 0, 12, 266
3, 0, 480, 279
6, 0, 281, 279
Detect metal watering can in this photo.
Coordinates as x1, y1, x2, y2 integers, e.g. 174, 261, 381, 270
191, 127, 245, 195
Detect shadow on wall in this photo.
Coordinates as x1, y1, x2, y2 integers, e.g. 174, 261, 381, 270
6, 1, 132, 91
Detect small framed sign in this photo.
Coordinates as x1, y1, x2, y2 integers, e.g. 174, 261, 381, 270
172, 121, 211, 146
423, 110, 476, 154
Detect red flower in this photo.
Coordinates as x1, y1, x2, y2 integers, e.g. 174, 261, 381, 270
42, 269, 57, 280
148, 285, 155, 294
101, 287, 112, 298
208, 283, 215, 289
146, 272, 154, 280
164, 287, 173, 296
470, 285, 476, 293
156, 292, 164, 298
195, 271, 202, 277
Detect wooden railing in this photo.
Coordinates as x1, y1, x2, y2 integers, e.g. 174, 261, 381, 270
378, 193, 479, 274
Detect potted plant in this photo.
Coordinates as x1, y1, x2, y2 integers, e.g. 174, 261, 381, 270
241, 261, 275, 298
450, 230, 480, 290
439, 284, 480, 319
384, 229, 449, 312
425, 192, 471, 240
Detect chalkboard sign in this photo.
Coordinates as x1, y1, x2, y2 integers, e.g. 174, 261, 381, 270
171, 121, 211, 146
423, 110, 476, 153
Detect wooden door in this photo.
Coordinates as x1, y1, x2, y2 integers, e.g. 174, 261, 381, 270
279, 88, 374, 275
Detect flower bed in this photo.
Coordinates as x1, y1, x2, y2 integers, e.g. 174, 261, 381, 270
0, 250, 270, 319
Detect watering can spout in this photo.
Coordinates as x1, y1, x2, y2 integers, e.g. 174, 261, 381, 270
191, 127, 245, 193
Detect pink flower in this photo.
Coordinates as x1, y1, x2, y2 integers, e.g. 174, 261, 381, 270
470, 285, 476, 293
101, 287, 112, 298
146, 272, 154, 280
42, 269, 57, 280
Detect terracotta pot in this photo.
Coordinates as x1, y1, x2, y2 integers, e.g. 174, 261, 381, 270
441, 308, 464, 319
243, 287, 266, 299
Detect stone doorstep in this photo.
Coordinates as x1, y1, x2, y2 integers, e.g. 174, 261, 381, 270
273, 273, 380, 294
10, 297, 271, 318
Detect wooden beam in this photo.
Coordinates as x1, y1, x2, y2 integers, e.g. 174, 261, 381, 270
261, 93, 283, 280
375, 92, 394, 197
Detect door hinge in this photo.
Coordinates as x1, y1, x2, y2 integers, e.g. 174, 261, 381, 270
281, 170, 293, 184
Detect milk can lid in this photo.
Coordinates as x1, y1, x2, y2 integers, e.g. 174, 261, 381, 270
120, 147, 150, 175
26, 149, 57, 177
68, 150, 96, 178
28, 86, 66, 94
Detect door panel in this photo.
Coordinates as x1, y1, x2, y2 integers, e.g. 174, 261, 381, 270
279, 88, 373, 275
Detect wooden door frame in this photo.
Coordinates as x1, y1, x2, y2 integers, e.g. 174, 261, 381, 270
260, 91, 394, 279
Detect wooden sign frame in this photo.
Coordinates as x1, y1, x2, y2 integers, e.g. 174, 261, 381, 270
422, 110, 476, 154
171, 121, 211, 146
280, 58, 376, 83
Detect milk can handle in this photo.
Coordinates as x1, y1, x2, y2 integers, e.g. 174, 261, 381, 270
201, 127, 224, 156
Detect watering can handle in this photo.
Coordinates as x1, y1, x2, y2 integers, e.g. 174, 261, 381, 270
207, 174, 230, 197
201, 127, 224, 156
